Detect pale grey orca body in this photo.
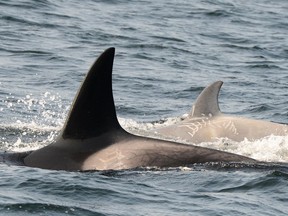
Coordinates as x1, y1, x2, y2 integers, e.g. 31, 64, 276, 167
153, 81, 288, 143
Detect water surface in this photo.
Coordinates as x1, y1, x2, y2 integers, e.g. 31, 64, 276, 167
0, 0, 288, 215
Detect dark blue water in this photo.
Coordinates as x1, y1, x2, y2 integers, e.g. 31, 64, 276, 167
1, 0, 288, 215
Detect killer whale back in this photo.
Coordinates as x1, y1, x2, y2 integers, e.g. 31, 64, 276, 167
62, 47, 123, 139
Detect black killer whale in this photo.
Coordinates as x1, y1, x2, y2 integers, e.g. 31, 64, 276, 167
5, 48, 256, 171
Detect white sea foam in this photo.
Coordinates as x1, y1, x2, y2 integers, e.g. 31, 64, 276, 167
193, 135, 288, 163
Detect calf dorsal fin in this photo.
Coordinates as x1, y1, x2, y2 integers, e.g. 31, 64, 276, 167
190, 81, 223, 117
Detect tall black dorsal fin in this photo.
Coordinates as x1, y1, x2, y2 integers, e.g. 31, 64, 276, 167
190, 81, 223, 117
62, 47, 123, 139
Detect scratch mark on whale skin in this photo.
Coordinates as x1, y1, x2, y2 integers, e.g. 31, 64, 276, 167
176, 118, 238, 138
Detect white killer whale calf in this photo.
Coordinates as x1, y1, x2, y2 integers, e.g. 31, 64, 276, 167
153, 81, 288, 143
20, 48, 256, 171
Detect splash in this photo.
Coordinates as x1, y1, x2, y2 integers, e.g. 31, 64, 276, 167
0, 92, 67, 152
208, 135, 288, 163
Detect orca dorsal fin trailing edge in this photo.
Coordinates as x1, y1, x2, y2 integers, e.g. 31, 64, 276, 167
190, 81, 223, 118
61, 47, 123, 139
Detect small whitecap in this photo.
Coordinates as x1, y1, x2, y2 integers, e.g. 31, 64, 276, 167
44, 92, 50, 97
14, 137, 22, 145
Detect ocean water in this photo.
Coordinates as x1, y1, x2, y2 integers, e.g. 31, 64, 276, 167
0, 0, 288, 215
